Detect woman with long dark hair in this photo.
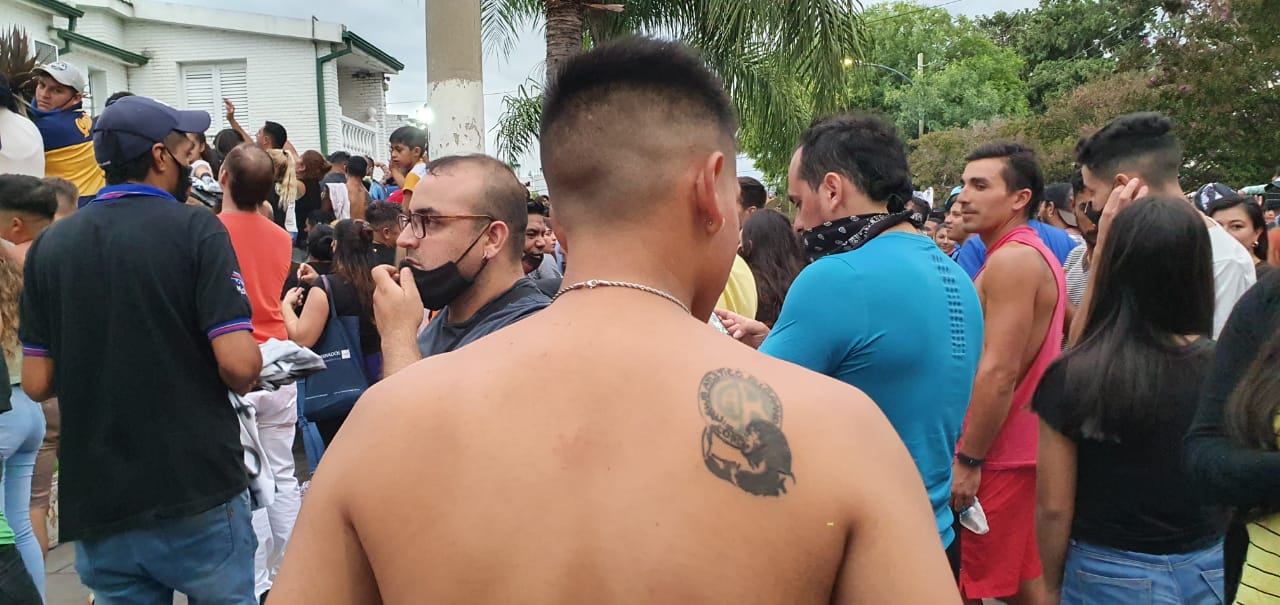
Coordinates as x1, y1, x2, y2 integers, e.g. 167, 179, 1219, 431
1209, 195, 1272, 280
1187, 267, 1280, 603
739, 209, 804, 328
281, 219, 380, 444
1035, 197, 1225, 604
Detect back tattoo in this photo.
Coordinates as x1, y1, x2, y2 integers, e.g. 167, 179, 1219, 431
699, 368, 795, 496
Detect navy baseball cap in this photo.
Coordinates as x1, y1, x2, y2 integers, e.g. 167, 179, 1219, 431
1194, 182, 1236, 214
92, 96, 211, 168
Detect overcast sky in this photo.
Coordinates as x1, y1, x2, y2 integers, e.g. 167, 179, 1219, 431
168, 0, 1041, 185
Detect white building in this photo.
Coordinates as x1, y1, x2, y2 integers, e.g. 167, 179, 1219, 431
5, 0, 403, 159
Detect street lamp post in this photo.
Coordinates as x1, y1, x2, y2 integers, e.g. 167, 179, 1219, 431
841, 56, 924, 137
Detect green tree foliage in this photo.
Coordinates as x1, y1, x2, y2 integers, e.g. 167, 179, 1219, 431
843, 2, 1028, 138
915, 0, 1280, 192
1149, 0, 1280, 186
908, 70, 1157, 190
978, 0, 1159, 110
884, 50, 1029, 138
482, 0, 866, 180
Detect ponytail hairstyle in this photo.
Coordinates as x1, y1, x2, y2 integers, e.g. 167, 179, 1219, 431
331, 219, 376, 315
267, 149, 300, 212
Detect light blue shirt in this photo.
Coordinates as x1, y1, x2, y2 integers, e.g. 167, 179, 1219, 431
760, 232, 983, 547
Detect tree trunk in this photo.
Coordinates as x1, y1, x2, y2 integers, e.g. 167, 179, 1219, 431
544, 0, 584, 80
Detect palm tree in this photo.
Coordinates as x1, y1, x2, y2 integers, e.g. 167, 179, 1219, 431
482, 0, 866, 183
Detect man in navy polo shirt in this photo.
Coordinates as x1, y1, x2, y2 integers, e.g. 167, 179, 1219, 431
19, 95, 263, 603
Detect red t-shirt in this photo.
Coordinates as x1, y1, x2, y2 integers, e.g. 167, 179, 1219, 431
219, 211, 292, 344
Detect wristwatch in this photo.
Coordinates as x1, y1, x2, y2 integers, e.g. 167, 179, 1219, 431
956, 452, 984, 468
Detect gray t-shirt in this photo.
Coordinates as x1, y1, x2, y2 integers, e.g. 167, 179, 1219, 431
527, 254, 563, 281
417, 278, 551, 357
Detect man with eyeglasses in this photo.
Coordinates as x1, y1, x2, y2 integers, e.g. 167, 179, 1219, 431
19, 95, 262, 601
372, 154, 550, 378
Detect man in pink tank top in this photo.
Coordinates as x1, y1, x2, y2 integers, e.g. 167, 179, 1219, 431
952, 142, 1065, 605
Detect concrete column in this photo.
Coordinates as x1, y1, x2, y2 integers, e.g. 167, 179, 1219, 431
425, 0, 485, 157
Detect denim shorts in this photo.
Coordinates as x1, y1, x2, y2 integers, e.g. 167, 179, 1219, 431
1062, 539, 1225, 605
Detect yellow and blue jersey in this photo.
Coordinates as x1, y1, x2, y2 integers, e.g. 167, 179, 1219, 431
29, 101, 105, 199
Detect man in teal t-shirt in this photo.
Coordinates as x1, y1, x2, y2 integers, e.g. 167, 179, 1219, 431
720, 114, 983, 573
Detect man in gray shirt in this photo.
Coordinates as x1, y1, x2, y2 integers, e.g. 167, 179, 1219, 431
372, 155, 549, 378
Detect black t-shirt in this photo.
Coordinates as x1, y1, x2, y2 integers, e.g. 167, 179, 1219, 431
371, 244, 396, 268
267, 187, 286, 228
320, 273, 380, 356
294, 179, 323, 243
1033, 341, 1227, 554
19, 188, 253, 541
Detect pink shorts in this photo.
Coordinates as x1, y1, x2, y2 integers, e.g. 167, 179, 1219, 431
959, 467, 1042, 600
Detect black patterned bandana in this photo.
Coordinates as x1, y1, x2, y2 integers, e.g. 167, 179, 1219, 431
801, 210, 924, 262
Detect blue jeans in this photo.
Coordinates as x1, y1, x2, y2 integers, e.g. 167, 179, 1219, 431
75, 491, 257, 604
1062, 539, 1226, 605
0, 387, 45, 599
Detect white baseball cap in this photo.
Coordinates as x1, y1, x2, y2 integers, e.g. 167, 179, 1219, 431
34, 61, 87, 93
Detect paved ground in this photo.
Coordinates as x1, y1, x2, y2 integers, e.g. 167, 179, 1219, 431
45, 543, 89, 605
46, 543, 190, 604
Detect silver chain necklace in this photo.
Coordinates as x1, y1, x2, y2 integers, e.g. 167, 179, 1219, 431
554, 279, 691, 315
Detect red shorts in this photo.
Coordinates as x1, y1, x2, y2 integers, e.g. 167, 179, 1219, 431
959, 466, 1042, 600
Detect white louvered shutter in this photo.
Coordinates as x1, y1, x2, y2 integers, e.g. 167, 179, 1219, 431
182, 62, 248, 135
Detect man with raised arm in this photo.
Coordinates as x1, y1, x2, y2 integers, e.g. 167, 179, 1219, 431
272, 38, 958, 605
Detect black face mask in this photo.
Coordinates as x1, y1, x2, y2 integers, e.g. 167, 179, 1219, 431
522, 252, 544, 271
1083, 204, 1104, 226
402, 222, 492, 311
165, 148, 192, 201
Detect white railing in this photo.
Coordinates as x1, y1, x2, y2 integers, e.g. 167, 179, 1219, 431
340, 116, 378, 160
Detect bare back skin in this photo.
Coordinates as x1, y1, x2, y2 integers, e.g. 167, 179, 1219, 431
271, 293, 960, 604
976, 242, 1059, 386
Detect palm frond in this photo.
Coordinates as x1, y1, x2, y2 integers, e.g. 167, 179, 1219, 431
0, 26, 37, 115
481, 0, 544, 61
492, 82, 544, 165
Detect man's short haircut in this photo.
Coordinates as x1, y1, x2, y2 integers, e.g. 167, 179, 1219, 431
966, 141, 1044, 220
797, 113, 914, 212
738, 177, 767, 210
540, 37, 738, 227
527, 196, 549, 217
222, 144, 276, 212
1070, 168, 1086, 198
42, 177, 78, 214
905, 197, 931, 218
346, 155, 368, 178
104, 91, 134, 107
389, 126, 428, 152
327, 150, 351, 166
1076, 112, 1181, 187
0, 175, 57, 219
365, 201, 400, 229
262, 121, 288, 148
427, 155, 529, 260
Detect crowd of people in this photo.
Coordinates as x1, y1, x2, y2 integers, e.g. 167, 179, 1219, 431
0, 37, 1278, 605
